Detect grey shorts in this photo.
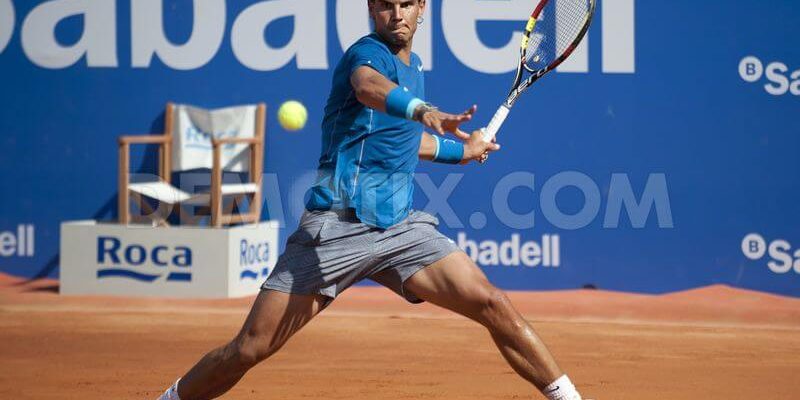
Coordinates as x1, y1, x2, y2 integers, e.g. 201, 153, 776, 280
262, 209, 460, 303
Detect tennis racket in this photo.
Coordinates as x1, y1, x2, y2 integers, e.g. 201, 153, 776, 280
481, 0, 597, 142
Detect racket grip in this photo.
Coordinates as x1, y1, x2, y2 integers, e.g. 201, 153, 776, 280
481, 105, 510, 143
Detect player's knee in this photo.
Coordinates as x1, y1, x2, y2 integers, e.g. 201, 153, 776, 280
232, 333, 278, 369
479, 286, 516, 325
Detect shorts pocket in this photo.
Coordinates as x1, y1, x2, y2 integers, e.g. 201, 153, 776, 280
318, 220, 373, 243
409, 211, 440, 227
287, 222, 325, 246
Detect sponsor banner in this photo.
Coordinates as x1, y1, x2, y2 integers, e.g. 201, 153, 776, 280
228, 222, 279, 298
0, 224, 42, 278
1, 1, 799, 296
0, 0, 634, 73
0, 224, 34, 258
742, 234, 800, 275
60, 221, 278, 298
458, 233, 561, 268
739, 56, 800, 96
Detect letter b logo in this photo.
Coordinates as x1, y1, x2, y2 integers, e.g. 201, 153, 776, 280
741, 233, 767, 260
739, 56, 764, 83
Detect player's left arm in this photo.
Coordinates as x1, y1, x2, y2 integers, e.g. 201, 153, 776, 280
419, 132, 438, 161
419, 131, 500, 165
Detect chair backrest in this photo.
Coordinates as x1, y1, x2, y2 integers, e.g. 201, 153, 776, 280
169, 104, 262, 172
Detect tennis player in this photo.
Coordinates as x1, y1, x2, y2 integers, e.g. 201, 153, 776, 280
158, 1, 584, 399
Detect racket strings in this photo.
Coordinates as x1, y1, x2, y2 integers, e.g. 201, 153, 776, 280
524, 0, 591, 70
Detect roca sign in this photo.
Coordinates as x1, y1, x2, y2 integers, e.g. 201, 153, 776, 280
0, 0, 635, 74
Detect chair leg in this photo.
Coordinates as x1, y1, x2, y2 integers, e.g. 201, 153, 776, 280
119, 191, 131, 225
211, 195, 222, 228
211, 206, 220, 228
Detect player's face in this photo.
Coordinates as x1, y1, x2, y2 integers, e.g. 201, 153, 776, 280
369, 0, 425, 47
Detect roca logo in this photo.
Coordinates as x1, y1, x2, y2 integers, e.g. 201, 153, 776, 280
741, 233, 800, 274
96, 236, 193, 282
239, 239, 270, 281
738, 56, 800, 96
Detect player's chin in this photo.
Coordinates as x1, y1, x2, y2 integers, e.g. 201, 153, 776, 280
388, 30, 412, 45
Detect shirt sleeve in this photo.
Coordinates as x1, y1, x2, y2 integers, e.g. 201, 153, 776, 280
347, 40, 394, 79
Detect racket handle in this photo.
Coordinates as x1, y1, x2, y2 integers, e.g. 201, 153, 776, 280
481, 105, 510, 143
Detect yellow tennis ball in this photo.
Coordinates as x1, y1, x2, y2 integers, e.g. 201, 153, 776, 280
277, 100, 308, 131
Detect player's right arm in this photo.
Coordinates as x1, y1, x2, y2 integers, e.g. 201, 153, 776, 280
350, 66, 474, 137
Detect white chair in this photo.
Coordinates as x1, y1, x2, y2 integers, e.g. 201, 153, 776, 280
118, 103, 266, 227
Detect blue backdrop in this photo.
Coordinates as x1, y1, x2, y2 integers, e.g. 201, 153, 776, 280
1, 0, 798, 296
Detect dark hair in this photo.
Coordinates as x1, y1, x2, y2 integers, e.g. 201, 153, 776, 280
368, 0, 425, 4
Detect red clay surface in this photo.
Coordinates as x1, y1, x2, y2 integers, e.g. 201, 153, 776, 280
1, 273, 799, 399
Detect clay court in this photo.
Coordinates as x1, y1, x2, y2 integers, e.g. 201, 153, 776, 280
1, 274, 798, 400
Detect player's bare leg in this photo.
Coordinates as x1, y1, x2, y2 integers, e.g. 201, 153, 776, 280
167, 290, 329, 400
404, 252, 578, 398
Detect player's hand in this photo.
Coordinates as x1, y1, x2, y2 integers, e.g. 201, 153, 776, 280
418, 105, 476, 137
461, 129, 500, 165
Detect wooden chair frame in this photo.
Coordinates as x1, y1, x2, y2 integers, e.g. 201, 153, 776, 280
118, 102, 266, 227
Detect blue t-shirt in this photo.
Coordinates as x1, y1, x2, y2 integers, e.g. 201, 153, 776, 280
306, 33, 425, 229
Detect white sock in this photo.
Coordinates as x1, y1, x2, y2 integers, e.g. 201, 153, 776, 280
157, 379, 181, 400
542, 375, 582, 400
